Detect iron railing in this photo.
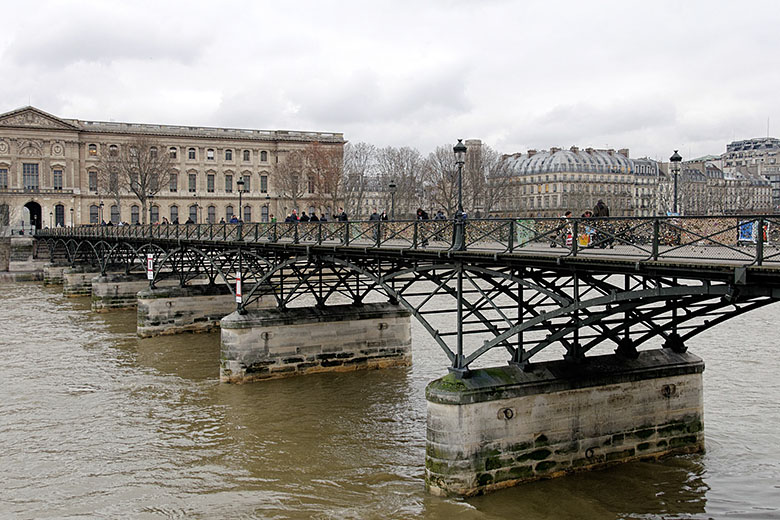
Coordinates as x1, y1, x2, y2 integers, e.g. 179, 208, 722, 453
36, 215, 780, 265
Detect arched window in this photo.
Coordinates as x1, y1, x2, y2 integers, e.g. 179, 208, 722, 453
207, 205, 216, 224
242, 150, 250, 162
170, 205, 179, 224
169, 147, 177, 159
261, 205, 269, 222
109, 145, 118, 157
88, 144, 97, 156
243, 205, 251, 223
110, 205, 120, 224
226, 205, 234, 221
225, 149, 233, 161
89, 205, 99, 224
150, 147, 158, 159
189, 204, 198, 223
131, 205, 139, 225
55, 204, 65, 227
188, 148, 196, 160
260, 151, 268, 162
207, 149, 214, 160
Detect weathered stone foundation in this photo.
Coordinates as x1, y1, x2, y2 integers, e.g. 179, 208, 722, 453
220, 302, 412, 383
63, 267, 99, 297
0, 237, 10, 272
92, 273, 154, 312
425, 349, 704, 497
137, 284, 260, 337
43, 264, 67, 285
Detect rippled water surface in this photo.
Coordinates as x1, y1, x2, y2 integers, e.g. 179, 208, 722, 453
1, 282, 779, 519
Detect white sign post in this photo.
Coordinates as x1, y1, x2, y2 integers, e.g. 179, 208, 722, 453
146, 254, 154, 280
235, 271, 242, 304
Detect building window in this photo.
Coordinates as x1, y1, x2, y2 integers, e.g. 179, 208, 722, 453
207, 174, 215, 192
225, 174, 233, 193
189, 204, 198, 223
149, 206, 159, 224
243, 150, 250, 162
242, 174, 251, 191
55, 204, 65, 227
90, 205, 99, 224
189, 173, 196, 192
169, 147, 177, 159
207, 205, 216, 224
23, 163, 39, 190
0, 168, 8, 189
109, 145, 118, 157
169, 172, 178, 192
225, 149, 233, 161
261, 205, 269, 222
308, 176, 315, 194
88, 144, 97, 156
53, 169, 63, 190
170, 205, 179, 224
260, 151, 268, 162
226, 205, 234, 221
150, 147, 158, 159
131, 205, 139, 224
207, 149, 215, 160
110, 205, 119, 224
260, 175, 268, 193
243, 205, 251, 222
188, 148, 196, 160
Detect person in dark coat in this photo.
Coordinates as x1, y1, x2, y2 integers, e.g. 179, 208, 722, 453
380, 211, 388, 221
592, 200, 612, 248
310, 213, 319, 222
299, 211, 310, 222
337, 207, 348, 222
369, 209, 380, 221
593, 200, 609, 217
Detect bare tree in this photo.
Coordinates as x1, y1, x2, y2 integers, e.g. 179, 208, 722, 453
275, 150, 308, 215
306, 142, 345, 216
464, 144, 513, 216
343, 142, 376, 219
376, 146, 424, 218
96, 136, 172, 224
423, 145, 459, 217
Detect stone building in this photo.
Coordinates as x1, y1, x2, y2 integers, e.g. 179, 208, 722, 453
722, 137, 780, 209
499, 147, 661, 217
0, 106, 344, 232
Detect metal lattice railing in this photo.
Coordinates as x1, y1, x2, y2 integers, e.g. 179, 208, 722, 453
35, 215, 780, 265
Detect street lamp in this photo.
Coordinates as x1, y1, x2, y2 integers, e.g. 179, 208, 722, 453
388, 180, 397, 220
148, 195, 154, 224
99, 201, 104, 224
70, 208, 74, 227
670, 150, 682, 214
453, 139, 467, 250
49, 211, 53, 228
237, 178, 245, 222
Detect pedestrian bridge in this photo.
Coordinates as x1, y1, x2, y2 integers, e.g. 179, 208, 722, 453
34, 215, 780, 496
36, 215, 780, 372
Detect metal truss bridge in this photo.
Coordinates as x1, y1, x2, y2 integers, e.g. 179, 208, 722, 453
36, 215, 780, 375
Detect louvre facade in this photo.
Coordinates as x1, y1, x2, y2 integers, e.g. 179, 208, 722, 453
0, 106, 344, 232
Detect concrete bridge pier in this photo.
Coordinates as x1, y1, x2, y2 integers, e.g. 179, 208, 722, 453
137, 283, 265, 337
43, 264, 69, 285
63, 266, 100, 297
219, 302, 412, 383
425, 349, 704, 497
91, 273, 154, 312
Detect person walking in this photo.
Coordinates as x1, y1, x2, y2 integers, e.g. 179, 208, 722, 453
369, 209, 380, 221
592, 199, 612, 248
337, 207, 348, 222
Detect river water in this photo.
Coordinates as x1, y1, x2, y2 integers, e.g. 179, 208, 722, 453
1, 281, 779, 519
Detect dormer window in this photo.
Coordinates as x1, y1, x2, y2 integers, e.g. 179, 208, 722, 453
88, 144, 97, 156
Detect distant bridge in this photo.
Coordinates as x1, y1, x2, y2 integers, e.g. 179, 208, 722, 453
36, 215, 780, 374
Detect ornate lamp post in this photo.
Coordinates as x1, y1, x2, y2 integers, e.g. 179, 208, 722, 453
388, 180, 397, 219
49, 211, 53, 228
453, 139, 467, 250
99, 201, 104, 224
237, 178, 245, 222
70, 207, 74, 227
670, 150, 682, 214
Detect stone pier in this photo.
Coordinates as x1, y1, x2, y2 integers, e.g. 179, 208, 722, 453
0, 237, 10, 272
425, 349, 704, 497
43, 264, 68, 285
63, 267, 100, 297
137, 284, 261, 337
220, 302, 412, 383
91, 273, 154, 312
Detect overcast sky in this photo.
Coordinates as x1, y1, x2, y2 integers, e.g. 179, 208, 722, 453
1, 0, 778, 161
